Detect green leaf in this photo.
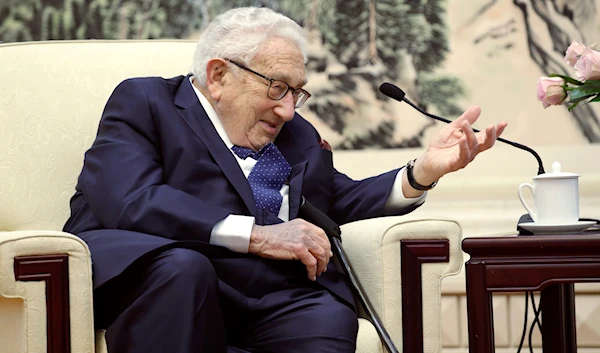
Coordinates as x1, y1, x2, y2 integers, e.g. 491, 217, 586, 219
566, 94, 591, 111
567, 95, 592, 104
568, 100, 583, 111
590, 94, 600, 102
549, 74, 583, 85
567, 93, 600, 111
568, 81, 600, 100
580, 80, 600, 90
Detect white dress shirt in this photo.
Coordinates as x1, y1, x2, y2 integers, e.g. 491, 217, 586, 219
189, 77, 426, 253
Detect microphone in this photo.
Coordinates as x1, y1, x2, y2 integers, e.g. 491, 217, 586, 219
379, 82, 545, 175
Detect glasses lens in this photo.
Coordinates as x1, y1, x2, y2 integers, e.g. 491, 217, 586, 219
268, 80, 289, 100
293, 90, 310, 108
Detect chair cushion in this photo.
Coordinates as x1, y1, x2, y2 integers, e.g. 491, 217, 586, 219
0, 40, 196, 232
356, 318, 384, 353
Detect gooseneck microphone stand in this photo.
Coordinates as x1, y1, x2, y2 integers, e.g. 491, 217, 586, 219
301, 82, 548, 353
298, 197, 399, 353
379, 82, 551, 351
379, 82, 546, 175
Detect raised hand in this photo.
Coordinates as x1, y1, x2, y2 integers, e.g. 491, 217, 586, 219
248, 218, 333, 281
413, 106, 508, 185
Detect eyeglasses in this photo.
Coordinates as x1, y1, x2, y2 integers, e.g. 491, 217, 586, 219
225, 59, 311, 108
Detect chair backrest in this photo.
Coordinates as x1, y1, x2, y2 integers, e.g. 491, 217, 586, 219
0, 40, 197, 231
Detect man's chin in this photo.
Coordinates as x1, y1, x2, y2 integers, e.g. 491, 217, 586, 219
256, 133, 279, 145
248, 137, 274, 151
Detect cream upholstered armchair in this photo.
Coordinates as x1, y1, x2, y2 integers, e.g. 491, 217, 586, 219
0, 40, 463, 353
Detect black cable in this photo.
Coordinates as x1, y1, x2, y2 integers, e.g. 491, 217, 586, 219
517, 292, 530, 353
530, 292, 543, 332
528, 292, 543, 353
397, 91, 546, 174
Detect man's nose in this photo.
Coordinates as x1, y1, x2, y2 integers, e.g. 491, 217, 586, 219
274, 91, 296, 121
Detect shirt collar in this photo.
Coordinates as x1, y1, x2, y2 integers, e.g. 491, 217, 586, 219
188, 76, 234, 149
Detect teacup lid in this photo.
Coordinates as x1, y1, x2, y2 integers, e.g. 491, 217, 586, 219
534, 161, 579, 179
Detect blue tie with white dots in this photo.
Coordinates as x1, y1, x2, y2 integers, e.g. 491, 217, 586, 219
231, 143, 291, 216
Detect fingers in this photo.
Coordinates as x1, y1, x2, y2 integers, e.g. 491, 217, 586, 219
478, 124, 497, 152
477, 121, 507, 153
495, 121, 508, 137
307, 245, 328, 279
298, 248, 318, 281
453, 106, 482, 126
461, 120, 479, 161
428, 104, 506, 176
458, 105, 507, 159
451, 120, 478, 167
447, 106, 482, 165
308, 224, 333, 257
292, 220, 332, 280
456, 134, 471, 166
304, 225, 331, 279
250, 219, 333, 281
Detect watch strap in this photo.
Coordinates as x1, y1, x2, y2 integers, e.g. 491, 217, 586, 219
406, 158, 437, 191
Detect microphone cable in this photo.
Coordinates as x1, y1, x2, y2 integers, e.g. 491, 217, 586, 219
517, 292, 543, 353
520, 222, 598, 352
529, 292, 543, 353
379, 82, 550, 353
379, 82, 546, 175
516, 291, 529, 353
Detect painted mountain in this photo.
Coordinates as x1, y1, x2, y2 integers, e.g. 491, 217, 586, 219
1, 0, 598, 148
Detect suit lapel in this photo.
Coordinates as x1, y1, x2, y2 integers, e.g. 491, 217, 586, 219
276, 120, 306, 220
173, 76, 257, 215
287, 161, 307, 219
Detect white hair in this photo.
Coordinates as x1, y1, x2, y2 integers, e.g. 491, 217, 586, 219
191, 7, 307, 86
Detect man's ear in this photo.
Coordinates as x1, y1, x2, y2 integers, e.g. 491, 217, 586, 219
205, 58, 229, 101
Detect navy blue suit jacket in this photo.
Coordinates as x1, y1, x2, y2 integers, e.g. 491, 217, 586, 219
64, 75, 417, 309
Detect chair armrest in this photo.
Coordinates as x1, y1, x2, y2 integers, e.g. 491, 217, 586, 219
341, 216, 463, 353
0, 230, 95, 353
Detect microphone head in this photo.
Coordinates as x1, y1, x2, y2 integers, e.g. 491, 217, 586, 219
379, 82, 406, 102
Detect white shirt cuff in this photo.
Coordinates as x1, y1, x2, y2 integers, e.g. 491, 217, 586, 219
385, 167, 427, 210
209, 215, 254, 253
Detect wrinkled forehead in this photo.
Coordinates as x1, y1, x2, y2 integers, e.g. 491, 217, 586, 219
252, 37, 307, 86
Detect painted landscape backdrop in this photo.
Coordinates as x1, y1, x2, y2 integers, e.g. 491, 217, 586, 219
1, 0, 599, 149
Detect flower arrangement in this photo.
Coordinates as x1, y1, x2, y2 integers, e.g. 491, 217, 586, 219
537, 41, 600, 110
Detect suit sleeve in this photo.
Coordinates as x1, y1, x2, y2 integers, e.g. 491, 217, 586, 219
297, 126, 419, 225
79, 79, 230, 242
328, 167, 424, 225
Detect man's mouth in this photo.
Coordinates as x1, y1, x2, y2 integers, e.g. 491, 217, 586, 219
260, 120, 278, 134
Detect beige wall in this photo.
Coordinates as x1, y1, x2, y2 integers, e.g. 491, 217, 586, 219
440, 0, 597, 146
298, 0, 600, 149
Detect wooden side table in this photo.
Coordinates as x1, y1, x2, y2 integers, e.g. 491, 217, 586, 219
462, 234, 600, 353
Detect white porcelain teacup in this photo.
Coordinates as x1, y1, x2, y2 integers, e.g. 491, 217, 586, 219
517, 161, 580, 225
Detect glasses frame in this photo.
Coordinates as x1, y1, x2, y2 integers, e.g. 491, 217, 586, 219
224, 58, 311, 108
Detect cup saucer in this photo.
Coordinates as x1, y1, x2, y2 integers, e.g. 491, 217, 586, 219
518, 221, 596, 234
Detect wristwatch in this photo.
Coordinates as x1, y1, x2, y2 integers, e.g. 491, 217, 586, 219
406, 158, 437, 191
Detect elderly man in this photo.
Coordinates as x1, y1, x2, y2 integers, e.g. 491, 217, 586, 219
64, 6, 507, 353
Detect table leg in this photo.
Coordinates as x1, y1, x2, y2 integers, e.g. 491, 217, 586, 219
466, 261, 494, 353
541, 283, 577, 353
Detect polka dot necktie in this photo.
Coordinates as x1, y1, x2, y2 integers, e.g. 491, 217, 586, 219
231, 142, 291, 216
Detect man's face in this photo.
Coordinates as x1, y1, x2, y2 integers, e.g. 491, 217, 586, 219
216, 37, 306, 151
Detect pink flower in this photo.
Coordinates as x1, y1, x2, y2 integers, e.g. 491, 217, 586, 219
564, 41, 587, 67
574, 47, 600, 81
536, 77, 566, 108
